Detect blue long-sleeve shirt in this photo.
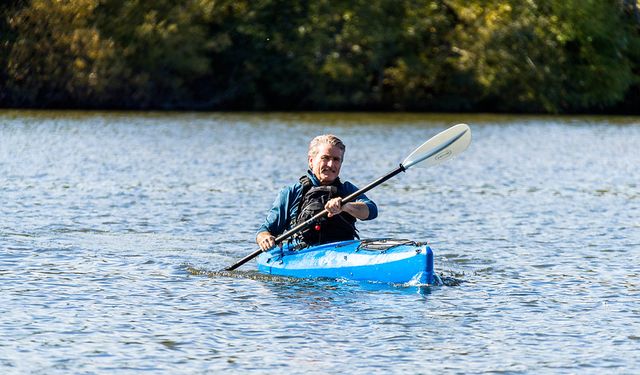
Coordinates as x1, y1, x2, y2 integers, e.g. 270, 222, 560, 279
257, 170, 378, 238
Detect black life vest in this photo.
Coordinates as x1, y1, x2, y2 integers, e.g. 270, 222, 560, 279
292, 175, 358, 246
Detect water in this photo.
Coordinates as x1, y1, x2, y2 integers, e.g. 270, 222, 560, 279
1, 111, 639, 374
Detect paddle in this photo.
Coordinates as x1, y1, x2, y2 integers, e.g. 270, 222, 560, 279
224, 123, 472, 271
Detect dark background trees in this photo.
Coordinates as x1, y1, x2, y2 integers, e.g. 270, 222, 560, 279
1, 0, 639, 113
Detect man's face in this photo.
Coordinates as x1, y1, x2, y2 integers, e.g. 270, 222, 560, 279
309, 144, 343, 185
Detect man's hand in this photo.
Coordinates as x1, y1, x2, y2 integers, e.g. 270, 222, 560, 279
326, 198, 370, 220
256, 231, 276, 251
325, 197, 343, 217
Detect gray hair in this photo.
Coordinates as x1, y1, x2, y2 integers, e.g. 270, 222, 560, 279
308, 134, 346, 158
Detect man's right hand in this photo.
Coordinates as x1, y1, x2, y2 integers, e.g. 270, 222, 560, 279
256, 231, 276, 252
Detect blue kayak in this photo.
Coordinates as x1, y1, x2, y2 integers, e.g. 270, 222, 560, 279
256, 239, 435, 284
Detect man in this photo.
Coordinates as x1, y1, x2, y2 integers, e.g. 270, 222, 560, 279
256, 134, 378, 251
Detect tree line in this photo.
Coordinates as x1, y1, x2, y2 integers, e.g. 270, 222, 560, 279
1, 0, 639, 113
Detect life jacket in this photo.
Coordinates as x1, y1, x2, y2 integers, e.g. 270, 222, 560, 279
292, 175, 358, 246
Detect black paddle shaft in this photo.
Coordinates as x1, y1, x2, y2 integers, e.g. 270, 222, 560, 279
224, 164, 406, 271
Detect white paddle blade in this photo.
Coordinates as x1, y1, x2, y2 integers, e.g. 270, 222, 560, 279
401, 123, 471, 169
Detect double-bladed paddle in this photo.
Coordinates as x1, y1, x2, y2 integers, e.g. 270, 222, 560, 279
225, 123, 472, 271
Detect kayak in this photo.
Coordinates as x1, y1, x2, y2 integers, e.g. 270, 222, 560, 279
256, 238, 435, 284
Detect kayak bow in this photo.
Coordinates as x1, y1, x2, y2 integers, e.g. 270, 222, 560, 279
256, 239, 435, 284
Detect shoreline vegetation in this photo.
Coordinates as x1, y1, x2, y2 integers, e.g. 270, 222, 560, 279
1, 0, 639, 114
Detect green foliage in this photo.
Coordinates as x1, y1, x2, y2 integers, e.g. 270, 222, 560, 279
1, 0, 639, 112
94, 0, 213, 108
553, 0, 637, 111
4, 0, 119, 106
301, 0, 458, 110
203, 0, 317, 109
447, 0, 638, 112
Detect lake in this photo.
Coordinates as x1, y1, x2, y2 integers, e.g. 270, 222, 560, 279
1, 110, 639, 374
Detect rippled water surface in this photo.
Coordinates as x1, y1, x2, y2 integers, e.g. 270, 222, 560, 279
1, 111, 639, 374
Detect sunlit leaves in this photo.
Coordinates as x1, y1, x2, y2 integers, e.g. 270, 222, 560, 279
446, 0, 638, 112
5, 0, 118, 106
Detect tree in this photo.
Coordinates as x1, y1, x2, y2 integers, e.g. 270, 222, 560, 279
5, 0, 120, 107
94, 0, 213, 108
446, 0, 639, 112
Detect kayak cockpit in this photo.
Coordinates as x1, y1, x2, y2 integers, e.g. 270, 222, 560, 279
355, 238, 425, 252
